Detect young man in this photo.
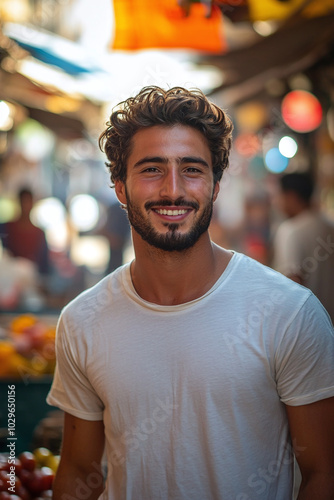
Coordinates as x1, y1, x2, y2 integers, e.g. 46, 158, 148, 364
47, 86, 334, 500
273, 172, 334, 323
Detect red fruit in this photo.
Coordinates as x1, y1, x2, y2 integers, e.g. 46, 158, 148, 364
0, 458, 10, 473
12, 335, 32, 357
17, 454, 35, 473
0, 471, 8, 491
25, 325, 46, 349
0, 470, 22, 493
13, 475, 22, 489
39, 468, 54, 491
0, 492, 12, 500
16, 485, 31, 500
18, 470, 32, 488
10, 459, 22, 478
25, 471, 46, 496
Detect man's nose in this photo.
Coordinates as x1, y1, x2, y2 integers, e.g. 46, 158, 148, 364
159, 167, 186, 199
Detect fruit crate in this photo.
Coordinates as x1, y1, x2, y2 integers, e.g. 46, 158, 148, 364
0, 376, 59, 454
0, 313, 60, 454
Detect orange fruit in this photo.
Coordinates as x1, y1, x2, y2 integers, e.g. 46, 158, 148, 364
0, 341, 16, 377
11, 314, 37, 334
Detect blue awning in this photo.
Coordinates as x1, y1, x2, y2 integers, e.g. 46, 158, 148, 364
4, 23, 102, 75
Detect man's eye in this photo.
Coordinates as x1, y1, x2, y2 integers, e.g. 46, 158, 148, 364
185, 167, 201, 173
143, 167, 159, 173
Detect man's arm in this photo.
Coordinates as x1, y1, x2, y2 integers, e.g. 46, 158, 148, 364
53, 412, 105, 500
285, 397, 334, 500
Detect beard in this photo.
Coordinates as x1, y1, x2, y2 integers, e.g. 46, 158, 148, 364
124, 188, 214, 252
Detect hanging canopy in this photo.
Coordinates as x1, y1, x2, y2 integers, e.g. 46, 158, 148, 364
111, 0, 227, 53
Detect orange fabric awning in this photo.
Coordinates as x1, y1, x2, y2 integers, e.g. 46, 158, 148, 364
111, 0, 226, 53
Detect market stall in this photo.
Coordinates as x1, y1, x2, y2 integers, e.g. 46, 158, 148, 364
0, 1, 333, 497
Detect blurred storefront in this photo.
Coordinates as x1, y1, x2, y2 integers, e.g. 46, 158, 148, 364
0, 0, 334, 461
0, 0, 333, 308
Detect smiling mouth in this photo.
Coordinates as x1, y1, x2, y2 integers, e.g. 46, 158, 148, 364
145, 199, 199, 215
154, 208, 189, 216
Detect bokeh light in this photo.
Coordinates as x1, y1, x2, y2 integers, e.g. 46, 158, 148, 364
278, 136, 298, 158
288, 73, 312, 92
235, 101, 268, 132
46, 222, 70, 252
16, 119, 55, 161
0, 101, 13, 131
70, 236, 110, 272
69, 194, 99, 231
0, 197, 18, 223
281, 90, 322, 133
31, 197, 66, 230
234, 133, 261, 157
264, 147, 289, 173
252, 21, 277, 37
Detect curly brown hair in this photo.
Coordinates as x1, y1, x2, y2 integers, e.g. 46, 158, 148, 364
99, 86, 233, 186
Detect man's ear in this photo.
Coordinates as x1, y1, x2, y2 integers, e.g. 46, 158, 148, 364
213, 181, 220, 202
115, 180, 127, 205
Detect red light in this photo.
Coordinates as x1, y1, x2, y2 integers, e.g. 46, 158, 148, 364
281, 90, 322, 133
234, 133, 261, 157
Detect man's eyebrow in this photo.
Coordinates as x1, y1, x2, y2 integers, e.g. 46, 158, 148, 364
133, 156, 210, 168
133, 156, 167, 168
180, 157, 210, 168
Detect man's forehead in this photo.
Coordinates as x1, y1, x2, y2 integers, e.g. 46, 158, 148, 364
129, 124, 210, 152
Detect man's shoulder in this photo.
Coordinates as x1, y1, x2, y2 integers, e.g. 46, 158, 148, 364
61, 264, 128, 319
234, 251, 294, 281
233, 252, 311, 300
278, 211, 333, 233
275, 214, 305, 238
232, 253, 330, 329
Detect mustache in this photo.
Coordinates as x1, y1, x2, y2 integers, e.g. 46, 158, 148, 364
145, 199, 199, 211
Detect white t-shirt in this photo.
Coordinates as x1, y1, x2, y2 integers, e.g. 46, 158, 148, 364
47, 252, 334, 500
273, 210, 334, 322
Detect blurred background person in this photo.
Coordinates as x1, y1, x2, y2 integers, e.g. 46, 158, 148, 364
2, 188, 50, 277
272, 172, 334, 323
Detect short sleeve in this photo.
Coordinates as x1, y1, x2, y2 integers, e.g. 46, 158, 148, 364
275, 293, 334, 406
46, 313, 104, 420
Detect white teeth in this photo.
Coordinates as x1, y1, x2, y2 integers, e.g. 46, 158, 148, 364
156, 209, 188, 216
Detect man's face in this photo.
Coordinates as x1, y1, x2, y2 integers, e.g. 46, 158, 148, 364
115, 125, 219, 252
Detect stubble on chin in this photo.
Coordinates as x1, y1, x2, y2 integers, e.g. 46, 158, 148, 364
123, 183, 215, 252
126, 201, 213, 253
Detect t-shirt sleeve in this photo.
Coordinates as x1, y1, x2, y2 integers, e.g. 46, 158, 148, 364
46, 313, 104, 420
275, 292, 334, 406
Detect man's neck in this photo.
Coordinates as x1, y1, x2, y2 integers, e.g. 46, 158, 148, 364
130, 231, 233, 306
